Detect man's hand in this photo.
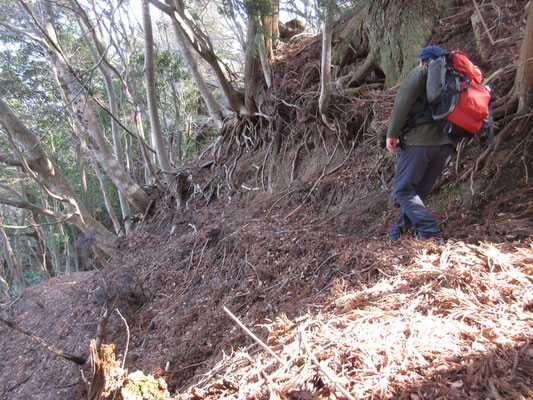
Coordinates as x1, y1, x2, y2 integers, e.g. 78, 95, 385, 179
386, 138, 398, 153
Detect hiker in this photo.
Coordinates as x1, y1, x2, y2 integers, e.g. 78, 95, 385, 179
386, 45, 455, 242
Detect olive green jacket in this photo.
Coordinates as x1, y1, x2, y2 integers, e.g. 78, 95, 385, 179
386, 66, 454, 146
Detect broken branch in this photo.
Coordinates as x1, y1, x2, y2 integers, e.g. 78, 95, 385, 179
299, 322, 355, 400
472, 0, 495, 45
0, 316, 85, 365
223, 306, 286, 366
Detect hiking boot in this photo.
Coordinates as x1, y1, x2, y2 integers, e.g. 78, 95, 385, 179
389, 230, 401, 241
414, 232, 443, 244
389, 226, 406, 241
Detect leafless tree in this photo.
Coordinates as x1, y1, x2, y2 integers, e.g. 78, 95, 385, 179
0, 98, 116, 256
142, 0, 173, 173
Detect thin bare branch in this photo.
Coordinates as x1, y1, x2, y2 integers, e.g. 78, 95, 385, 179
0, 20, 46, 45
0, 196, 69, 220
0, 316, 85, 365
472, 0, 495, 45
223, 306, 286, 366
299, 322, 356, 400
0, 155, 23, 168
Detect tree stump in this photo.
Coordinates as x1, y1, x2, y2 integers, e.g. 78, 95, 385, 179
87, 340, 171, 400
87, 340, 126, 400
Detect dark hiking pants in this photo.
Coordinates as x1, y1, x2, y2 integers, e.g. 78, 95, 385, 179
389, 144, 454, 240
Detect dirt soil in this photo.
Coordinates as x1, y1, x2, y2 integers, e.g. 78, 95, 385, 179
1, 1, 533, 399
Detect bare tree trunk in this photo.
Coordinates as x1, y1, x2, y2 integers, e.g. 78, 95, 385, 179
40, 196, 62, 275
91, 160, 122, 235
258, 23, 272, 89
57, 222, 71, 273
76, 143, 90, 211
31, 213, 52, 279
516, 1, 533, 114
170, 80, 183, 164
260, 0, 279, 86
97, 78, 132, 232
319, 0, 334, 125
270, 0, 279, 49
333, 0, 438, 88
14, 224, 23, 278
171, 19, 226, 128
71, 226, 84, 272
15, 169, 27, 274
244, 14, 263, 114
118, 63, 160, 186
74, 11, 133, 233
0, 213, 25, 294
0, 273, 10, 299
24, 236, 42, 275
44, 223, 60, 276
143, 0, 173, 173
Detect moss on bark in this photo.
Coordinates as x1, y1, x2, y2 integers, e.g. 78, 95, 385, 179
333, 0, 446, 88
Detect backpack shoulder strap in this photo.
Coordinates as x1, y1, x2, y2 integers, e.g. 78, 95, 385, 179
488, 102, 495, 151
403, 100, 434, 133
426, 56, 447, 104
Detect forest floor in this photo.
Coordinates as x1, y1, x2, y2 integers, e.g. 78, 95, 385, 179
1, 1, 533, 399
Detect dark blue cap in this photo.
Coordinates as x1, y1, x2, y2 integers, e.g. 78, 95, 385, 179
417, 46, 445, 62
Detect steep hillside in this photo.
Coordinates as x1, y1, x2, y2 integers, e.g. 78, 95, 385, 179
1, 1, 532, 399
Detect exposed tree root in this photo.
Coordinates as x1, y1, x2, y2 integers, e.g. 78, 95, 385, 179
344, 52, 377, 88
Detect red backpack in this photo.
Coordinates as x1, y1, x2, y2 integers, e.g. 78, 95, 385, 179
427, 51, 494, 146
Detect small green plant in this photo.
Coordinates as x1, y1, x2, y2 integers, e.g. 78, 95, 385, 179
481, 159, 492, 173
124, 371, 169, 399
296, 354, 307, 367
440, 183, 460, 199
434, 183, 463, 212
175, 346, 196, 363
